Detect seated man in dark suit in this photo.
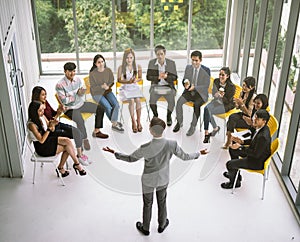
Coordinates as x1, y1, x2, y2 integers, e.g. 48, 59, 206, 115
221, 109, 271, 189
146, 45, 178, 126
173, 50, 211, 136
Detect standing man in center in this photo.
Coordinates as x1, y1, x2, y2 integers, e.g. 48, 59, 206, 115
173, 50, 211, 136
146, 45, 178, 126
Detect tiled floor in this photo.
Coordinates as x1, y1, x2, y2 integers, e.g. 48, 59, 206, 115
0, 76, 299, 242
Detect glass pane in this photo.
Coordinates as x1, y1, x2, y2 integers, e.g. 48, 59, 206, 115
35, 0, 74, 74
269, 1, 291, 112
154, 0, 187, 50
255, 0, 275, 93
290, 121, 300, 191
278, 1, 299, 161
114, 0, 151, 72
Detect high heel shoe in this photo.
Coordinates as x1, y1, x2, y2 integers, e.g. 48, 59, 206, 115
132, 123, 138, 133
137, 121, 143, 132
73, 163, 87, 176
210, 126, 220, 137
56, 167, 70, 178
203, 134, 211, 143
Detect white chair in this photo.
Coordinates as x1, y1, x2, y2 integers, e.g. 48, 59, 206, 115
26, 135, 65, 186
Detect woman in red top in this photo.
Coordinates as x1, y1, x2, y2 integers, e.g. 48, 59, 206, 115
31, 86, 90, 166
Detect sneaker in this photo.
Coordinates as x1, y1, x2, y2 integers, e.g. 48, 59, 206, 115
186, 125, 196, 136
77, 155, 89, 166
83, 139, 91, 150
81, 154, 93, 164
112, 123, 124, 133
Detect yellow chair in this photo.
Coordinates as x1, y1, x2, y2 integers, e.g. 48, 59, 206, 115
55, 93, 93, 121
214, 84, 243, 139
184, 77, 214, 130
116, 79, 150, 123
232, 138, 279, 200
267, 114, 278, 137
235, 113, 278, 137
83, 76, 97, 104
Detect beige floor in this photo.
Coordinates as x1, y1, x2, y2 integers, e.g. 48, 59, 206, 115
0, 76, 299, 242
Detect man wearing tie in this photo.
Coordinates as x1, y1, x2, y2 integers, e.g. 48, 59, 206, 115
173, 50, 211, 136
221, 109, 271, 189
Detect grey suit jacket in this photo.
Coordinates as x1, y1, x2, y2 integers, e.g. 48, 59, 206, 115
115, 138, 200, 187
183, 64, 211, 102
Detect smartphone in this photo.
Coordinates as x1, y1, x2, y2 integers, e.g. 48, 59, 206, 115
242, 132, 251, 138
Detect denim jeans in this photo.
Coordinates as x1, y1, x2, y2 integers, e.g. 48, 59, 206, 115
93, 92, 120, 122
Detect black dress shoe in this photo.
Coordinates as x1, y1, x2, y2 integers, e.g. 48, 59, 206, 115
186, 125, 196, 136
223, 172, 242, 181
158, 218, 169, 233
173, 122, 182, 132
210, 126, 220, 137
221, 181, 241, 189
136, 222, 149, 236
167, 116, 172, 126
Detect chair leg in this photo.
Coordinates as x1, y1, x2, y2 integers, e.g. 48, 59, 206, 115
261, 173, 267, 200
223, 119, 226, 141
145, 101, 150, 122
32, 160, 37, 184
231, 170, 240, 194
120, 103, 124, 123
53, 164, 65, 186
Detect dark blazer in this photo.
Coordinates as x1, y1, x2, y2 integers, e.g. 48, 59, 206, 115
182, 64, 211, 102
212, 78, 236, 112
146, 58, 178, 90
244, 125, 271, 170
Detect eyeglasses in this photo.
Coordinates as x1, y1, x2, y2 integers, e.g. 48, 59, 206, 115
219, 73, 226, 76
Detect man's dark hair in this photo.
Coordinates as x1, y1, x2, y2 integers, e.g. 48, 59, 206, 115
64, 62, 76, 71
191, 50, 202, 60
150, 117, 166, 136
255, 109, 270, 123
154, 45, 166, 54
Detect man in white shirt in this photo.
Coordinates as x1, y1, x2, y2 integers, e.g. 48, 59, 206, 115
56, 62, 108, 151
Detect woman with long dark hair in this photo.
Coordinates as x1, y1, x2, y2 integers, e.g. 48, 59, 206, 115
27, 101, 86, 177
223, 76, 256, 149
31, 86, 90, 166
203, 67, 235, 143
89, 54, 124, 132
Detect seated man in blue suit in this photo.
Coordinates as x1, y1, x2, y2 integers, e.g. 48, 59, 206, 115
173, 50, 211, 136
221, 109, 271, 189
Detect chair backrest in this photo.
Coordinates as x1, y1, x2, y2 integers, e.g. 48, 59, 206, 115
263, 138, 279, 170
267, 114, 278, 137
83, 76, 91, 95
208, 77, 214, 95
234, 84, 242, 99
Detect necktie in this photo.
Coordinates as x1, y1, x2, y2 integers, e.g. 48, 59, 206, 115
192, 68, 198, 85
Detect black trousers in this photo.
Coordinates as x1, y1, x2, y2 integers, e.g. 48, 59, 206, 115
227, 112, 251, 132
65, 102, 105, 139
